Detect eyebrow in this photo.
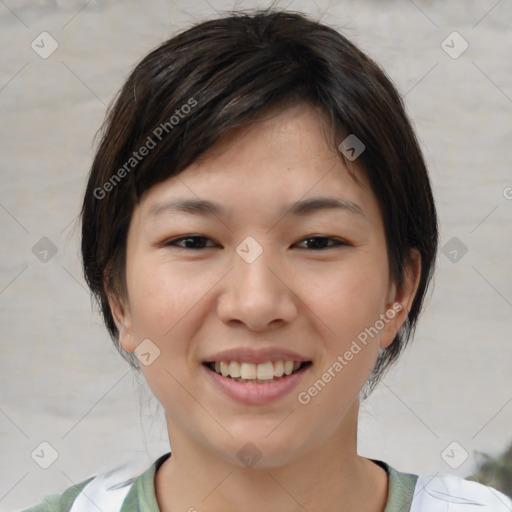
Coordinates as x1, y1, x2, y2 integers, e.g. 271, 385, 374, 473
148, 196, 365, 218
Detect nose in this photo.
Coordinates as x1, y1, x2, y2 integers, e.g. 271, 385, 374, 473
216, 248, 298, 332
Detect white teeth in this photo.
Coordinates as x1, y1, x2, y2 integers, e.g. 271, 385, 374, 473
220, 361, 229, 377
240, 362, 257, 380
228, 361, 241, 378
284, 361, 294, 375
210, 360, 307, 380
256, 362, 274, 380
274, 360, 284, 377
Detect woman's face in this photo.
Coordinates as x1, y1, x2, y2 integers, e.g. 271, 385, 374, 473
111, 102, 418, 468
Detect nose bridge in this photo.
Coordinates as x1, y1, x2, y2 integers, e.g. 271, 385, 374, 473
217, 237, 296, 329
234, 239, 281, 299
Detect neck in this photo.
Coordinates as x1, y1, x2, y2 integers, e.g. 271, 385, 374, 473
155, 400, 388, 512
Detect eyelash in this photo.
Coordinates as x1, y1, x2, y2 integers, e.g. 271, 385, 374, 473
164, 235, 348, 251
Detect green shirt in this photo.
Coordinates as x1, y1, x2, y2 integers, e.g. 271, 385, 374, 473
21, 454, 418, 512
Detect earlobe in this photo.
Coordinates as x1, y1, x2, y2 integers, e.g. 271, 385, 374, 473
119, 318, 136, 353
380, 249, 422, 349
379, 302, 405, 349
107, 291, 136, 353
399, 248, 422, 316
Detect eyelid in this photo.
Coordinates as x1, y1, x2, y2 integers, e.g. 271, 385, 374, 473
162, 234, 348, 250
294, 236, 348, 249
163, 235, 217, 249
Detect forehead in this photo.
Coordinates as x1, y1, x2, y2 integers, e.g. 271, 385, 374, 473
137, 102, 378, 225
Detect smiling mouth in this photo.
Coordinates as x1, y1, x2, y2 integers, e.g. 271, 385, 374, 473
204, 360, 312, 383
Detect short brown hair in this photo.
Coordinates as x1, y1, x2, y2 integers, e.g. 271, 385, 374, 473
81, 8, 438, 394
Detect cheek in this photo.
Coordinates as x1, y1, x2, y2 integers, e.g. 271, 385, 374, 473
127, 259, 204, 338
126, 260, 209, 412
307, 253, 390, 335
299, 262, 388, 418
300, 253, 390, 402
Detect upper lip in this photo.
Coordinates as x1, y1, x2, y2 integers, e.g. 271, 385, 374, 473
203, 347, 311, 364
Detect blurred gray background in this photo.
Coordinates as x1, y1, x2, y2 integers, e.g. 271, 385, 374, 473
1, 0, 511, 510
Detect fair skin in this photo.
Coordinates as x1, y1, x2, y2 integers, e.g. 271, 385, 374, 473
109, 102, 421, 511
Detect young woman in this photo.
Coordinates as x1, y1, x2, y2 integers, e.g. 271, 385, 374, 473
22, 8, 512, 512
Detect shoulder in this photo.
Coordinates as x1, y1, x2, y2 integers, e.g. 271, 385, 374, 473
411, 472, 512, 511
17, 477, 94, 512
17, 454, 161, 512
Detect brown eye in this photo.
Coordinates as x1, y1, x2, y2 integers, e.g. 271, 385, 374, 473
295, 236, 347, 250
165, 235, 217, 249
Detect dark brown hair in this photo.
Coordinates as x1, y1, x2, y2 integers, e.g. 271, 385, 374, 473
81, 8, 438, 394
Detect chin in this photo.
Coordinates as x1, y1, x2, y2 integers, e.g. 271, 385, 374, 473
206, 428, 313, 470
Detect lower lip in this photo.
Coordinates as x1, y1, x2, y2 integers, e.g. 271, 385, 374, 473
202, 364, 310, 405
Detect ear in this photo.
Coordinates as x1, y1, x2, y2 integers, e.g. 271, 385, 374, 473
380, 249, 422, 349
106, 288, 136, 353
